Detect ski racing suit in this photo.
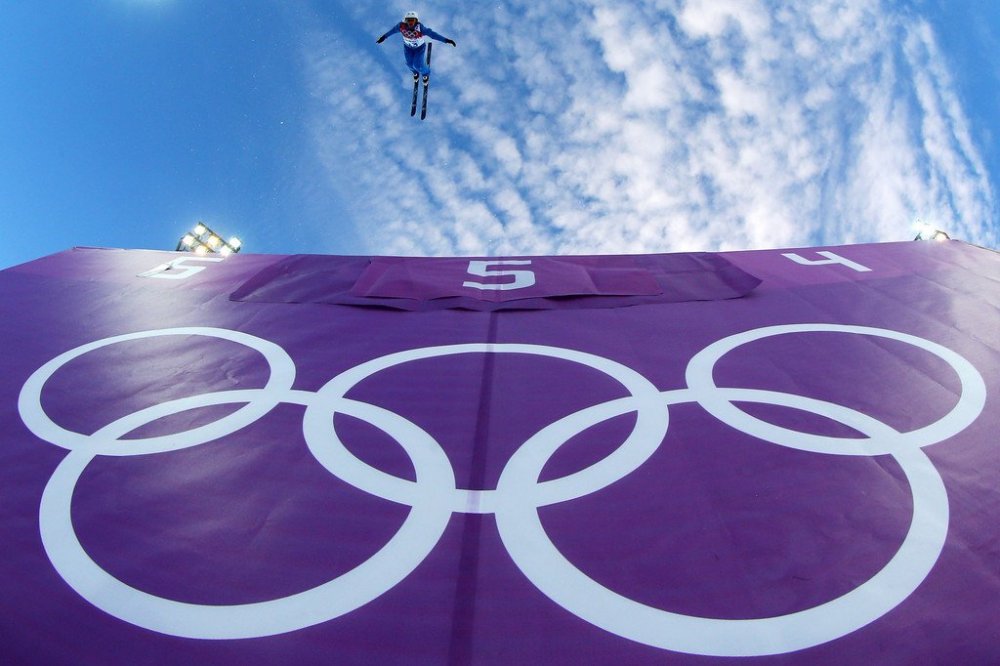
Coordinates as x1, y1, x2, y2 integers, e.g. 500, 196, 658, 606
378, 22, 452, 77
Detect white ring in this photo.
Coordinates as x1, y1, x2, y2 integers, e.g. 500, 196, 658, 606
38, 393, 455, 639
302, 343, 668, 514
495, 388, 949, 657
685, 324, 986, 456
18, 328, 296, 455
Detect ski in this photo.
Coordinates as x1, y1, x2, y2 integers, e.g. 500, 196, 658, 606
420, 43, 433, 120
410, 74, 419, 116
420, 76, 430, 120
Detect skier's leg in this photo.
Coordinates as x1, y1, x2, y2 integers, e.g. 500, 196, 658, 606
413, 43, 430, 76
403, 46, 420, 76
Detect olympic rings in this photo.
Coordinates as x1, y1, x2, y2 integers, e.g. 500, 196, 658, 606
17, 324, 986, 654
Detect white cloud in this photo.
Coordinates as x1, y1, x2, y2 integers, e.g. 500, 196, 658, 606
303, 1, 997, 256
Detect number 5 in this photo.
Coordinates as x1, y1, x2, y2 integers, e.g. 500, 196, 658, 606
463, 260, 536, 291
138, 256, 224, 280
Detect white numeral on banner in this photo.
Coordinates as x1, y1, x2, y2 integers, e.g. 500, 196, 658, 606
782, 251, 872, 273
138, 256, 224, 280
463, 260, 536, 291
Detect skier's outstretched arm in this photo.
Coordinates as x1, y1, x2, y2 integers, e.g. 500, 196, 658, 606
422, 26, 456, 47
376, 24, 401, 44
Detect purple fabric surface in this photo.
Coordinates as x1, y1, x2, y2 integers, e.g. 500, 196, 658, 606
1, 241, 999, 664
350, 256, 662, 301
230, 252, 761, 310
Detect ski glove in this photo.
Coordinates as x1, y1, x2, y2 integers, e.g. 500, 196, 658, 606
376, 35, 386, 44
445, 39, 456, 47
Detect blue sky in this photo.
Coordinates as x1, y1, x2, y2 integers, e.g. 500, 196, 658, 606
1, 0, 997, 269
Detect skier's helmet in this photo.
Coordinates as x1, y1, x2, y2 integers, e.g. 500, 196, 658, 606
403, 11, 419, 24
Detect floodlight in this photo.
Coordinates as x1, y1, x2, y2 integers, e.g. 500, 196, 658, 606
914, 223, 950, 242
175, 221, 244, 255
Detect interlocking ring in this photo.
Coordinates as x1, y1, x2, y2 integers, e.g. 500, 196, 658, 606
17, 324, 986, 655
302, 343, 668, 514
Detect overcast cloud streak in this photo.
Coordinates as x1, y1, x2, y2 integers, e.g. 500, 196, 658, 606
305, 0, 996, 256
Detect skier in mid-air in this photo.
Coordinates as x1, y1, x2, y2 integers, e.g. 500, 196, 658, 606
376, 11, 455, 118
376, 11, 456, 82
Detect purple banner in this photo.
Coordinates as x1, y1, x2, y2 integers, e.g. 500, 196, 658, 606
1, 241, 999, 663
351, 256, 662, 301
231, 252, 761, 310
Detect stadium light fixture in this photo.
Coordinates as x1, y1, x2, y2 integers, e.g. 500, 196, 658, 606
175, 222, 243, 255
913, 222, 950, 242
